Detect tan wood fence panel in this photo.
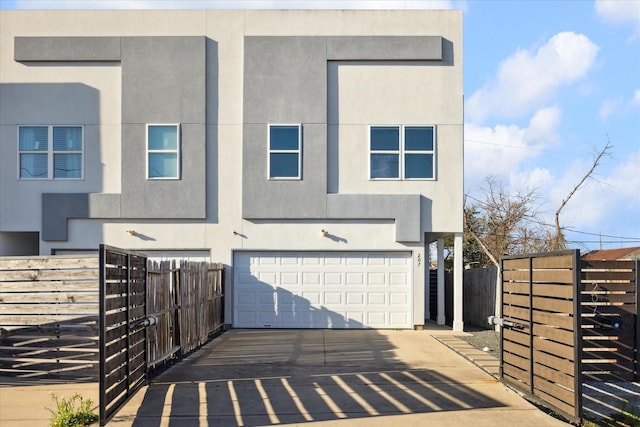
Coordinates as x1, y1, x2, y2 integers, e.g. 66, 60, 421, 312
0, 255, 99, 379
501, 250, 581, 423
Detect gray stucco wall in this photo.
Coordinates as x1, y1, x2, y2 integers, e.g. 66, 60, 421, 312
14, 36, 208, 240
120, 36, 207, 219
242, 35, 446, 242
14, 36, 122, 62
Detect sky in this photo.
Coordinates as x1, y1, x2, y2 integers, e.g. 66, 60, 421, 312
1, 0, 639, 251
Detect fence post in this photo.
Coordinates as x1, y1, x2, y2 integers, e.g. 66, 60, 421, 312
636, 260, 639, 382
573, 249, 582, 423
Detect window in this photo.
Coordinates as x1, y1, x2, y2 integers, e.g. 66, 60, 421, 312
147, 124, 180, 179
268, 124, 301, 179
370, 125, 435, 180
19, 126, 83, 180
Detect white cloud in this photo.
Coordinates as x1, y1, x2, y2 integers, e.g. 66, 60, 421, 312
464, 106, 561, 191
465, 32, 599, 124
595, 0, 640, 41
7, 0, 459, 9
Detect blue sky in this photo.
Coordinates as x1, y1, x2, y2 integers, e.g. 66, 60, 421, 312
2, 0, 639, 251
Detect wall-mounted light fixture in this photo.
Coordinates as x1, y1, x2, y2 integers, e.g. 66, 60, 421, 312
126, 229, 136, 236
321, 229, 329, 237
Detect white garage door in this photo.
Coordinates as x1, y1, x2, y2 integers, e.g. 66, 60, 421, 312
233, 251, 413, 329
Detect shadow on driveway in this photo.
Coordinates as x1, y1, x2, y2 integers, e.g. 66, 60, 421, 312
120, 329, 506, 427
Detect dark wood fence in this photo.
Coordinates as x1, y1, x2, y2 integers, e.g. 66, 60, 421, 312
147, 260, 224, 366
501, 250, 582, 423
463, 267, 498, 327
581, 259, 638, 382
0, 255, 99, 379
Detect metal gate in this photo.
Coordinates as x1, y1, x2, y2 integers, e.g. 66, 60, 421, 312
99, 245, 148, 425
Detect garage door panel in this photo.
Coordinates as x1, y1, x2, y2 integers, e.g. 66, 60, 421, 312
390, 292, 408, 305
325, 292, 343, 305
236, 311, 256, 324
390, 272, 408, 285
302, 291, 321, 305
368, 293, 386, 304
368, 272, 386, 285
302, 272, 320, 285
325, 272, 343, 285
280, 272, 298, 285
236, 292, 256, 304
257, 272, 276, 283
367, 312, 387, 326
234, 251, 412, 329
346, 292, 365, 304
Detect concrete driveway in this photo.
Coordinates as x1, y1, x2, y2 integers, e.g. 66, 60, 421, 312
109, 328, 567, 426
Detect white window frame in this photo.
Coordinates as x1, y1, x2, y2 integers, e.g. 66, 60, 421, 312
17, 125, 84, 180
146, 124, 181, 180
369, 124, 436, 181
267, 124, 302, 180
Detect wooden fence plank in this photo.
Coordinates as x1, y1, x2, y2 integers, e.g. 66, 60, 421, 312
531, 270, 574, 284
0, 269, 99, 281
532, 254, 574, 269
503, 258, 531, 269
0, 256, 99, 270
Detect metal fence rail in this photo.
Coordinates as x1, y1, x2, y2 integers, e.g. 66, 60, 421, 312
99, 245, 148, 425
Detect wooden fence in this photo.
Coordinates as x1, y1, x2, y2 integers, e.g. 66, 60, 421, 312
581, 259, 638, 382
501, 250, 582, 423
0, 253, 225, 382
147, 260, 224, 365
463, 267, 498, 327
0, 255, 100, 379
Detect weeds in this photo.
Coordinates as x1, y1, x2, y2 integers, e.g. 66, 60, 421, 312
46, 393, 98, 427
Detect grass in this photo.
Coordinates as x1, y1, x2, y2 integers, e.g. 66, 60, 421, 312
46, 393, 99, 427
582, 399, 640, 427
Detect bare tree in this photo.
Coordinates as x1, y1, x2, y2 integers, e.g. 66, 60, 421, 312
549, 141, 613, 251
464, 177, 545, 267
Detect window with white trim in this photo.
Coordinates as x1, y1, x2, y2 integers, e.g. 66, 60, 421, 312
147, 124, 180, 179
369, 125, 435, 180
268, 124, 302, 179
18, 125, 83, 180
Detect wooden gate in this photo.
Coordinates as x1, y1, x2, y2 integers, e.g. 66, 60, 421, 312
501, 250, 582, 423
99, 245, 148, 425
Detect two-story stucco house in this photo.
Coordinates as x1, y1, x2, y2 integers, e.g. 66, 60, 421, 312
0, 9, 465, 331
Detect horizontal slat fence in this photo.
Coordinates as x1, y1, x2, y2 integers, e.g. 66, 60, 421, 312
0, 255, 99, 379
501, 250, 581, 423
580, 260, 638, 382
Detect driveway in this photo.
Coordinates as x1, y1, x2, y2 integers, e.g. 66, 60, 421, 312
109, 329, 567, 426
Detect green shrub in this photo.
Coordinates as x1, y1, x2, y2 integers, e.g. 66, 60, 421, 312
46, 393, 99, 427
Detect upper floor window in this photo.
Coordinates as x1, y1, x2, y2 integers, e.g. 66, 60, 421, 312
268, 124, 301, 179
370, 125, 435, 180
18, 125, 83, 180
147, 124, 180, 179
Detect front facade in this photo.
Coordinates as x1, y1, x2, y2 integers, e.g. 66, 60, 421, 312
0, 10, 464, 330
